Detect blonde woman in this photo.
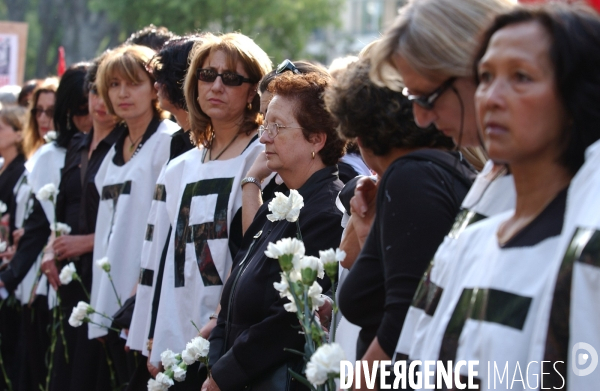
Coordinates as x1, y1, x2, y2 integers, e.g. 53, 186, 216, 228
366, 0, 517, 374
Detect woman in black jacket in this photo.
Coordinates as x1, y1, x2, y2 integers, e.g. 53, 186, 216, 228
204, 71, 346, 391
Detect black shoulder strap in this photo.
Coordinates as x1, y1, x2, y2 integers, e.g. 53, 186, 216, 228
403, 149, 478, 188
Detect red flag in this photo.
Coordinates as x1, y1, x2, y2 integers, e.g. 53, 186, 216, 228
57, 46, 66, 77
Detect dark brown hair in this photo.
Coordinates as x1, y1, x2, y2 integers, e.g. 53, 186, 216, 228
268, 72, 346, 166
325, 58, 453, 156
474, 3, 600, 175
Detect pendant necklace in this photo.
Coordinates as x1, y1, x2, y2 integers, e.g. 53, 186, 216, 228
208, 133, 240, 161
127, 132, 144, 152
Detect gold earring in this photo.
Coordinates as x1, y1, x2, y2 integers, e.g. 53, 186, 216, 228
311, 151, 315, 159
247, 102, 252, 111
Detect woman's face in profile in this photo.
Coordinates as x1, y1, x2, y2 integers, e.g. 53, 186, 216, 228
475, 21, 568, 167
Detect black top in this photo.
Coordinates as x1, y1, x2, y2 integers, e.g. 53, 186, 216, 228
0, 154, 26, 242
54, 126, 123, 295
169, 128, 195, 161
209, 166, 344, 391
339, 150, 474, 359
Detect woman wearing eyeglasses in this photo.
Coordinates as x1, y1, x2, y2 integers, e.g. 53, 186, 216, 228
202, 71, 345, 391
366, 0, 517, 368
146, 33, 271, 389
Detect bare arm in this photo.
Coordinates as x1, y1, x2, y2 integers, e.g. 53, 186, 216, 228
242, 152, 273, 234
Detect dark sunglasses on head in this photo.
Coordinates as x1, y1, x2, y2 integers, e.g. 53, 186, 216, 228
196, 68, 254, 86
32, 107, 54, 118
276, 59, 300, 75
402, 77, 457, 110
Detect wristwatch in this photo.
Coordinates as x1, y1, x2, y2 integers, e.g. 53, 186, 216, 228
241, 176, 261, 189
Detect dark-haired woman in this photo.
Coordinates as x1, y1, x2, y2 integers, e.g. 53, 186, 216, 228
408, 4, 600, 389
326, 58, 475, 389
39, 57, 125, 390
0, 64, 91, 391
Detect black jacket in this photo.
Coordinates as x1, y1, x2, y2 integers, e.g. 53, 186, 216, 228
209, 166, 344, 391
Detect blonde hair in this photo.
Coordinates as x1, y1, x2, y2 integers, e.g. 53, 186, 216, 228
22, 77, 59, 158
97, 44, 167, 120
183, 32, 272, 147
0, 106, 27, 154
370, 0, 515, 90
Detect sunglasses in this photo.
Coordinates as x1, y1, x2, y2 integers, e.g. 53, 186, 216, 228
196, 68, 254, 86
32, 107, 55, 118
275, 59, 300, 75
402, 77, 457, 110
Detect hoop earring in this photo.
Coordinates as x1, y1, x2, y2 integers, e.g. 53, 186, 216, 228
66, 112, 71, 130
311, 151, 315, 159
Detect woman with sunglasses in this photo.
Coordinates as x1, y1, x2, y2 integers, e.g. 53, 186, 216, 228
146, 33, 271, 388
366, 0, 517, 367
203, 70, 346, 391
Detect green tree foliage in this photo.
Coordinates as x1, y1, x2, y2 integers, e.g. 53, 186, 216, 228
91, 0, 342, 63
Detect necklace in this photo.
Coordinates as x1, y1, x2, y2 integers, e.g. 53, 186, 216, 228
127, 132, 144, 152
208, 133, 240, 161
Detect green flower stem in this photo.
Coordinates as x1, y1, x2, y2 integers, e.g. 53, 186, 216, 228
0, 338, 13, 391
295, 220, 303, 241
55, 293, 69, 364
190, 320, 200, 333
74, 276, 90, 300
85, 319, 120, 333
92, 310, 115, 322
330, 277, 338, 343
106, 272, 122, 307
45, 306, 59, 391
101, 340, 118, 391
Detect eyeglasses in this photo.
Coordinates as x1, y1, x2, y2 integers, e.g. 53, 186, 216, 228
258, 121, 302, 138
32, 107, 55, 118
276, 59, 300, 75
402, 77, 457, 110
196, 68, 254, 86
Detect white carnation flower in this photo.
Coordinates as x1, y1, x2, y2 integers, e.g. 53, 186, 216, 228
273, 274, 290, 298
36, 183, 58, 202
59, 262, 77, 285
147, 378, 168, 391
306, 343, 346, 386
172, 365, 186, 382
43, 130, 57, 143
155, 372, 174, 388
0, 241, 6, 253
96, 257, 111, 273
297, 256, 323, 285
307, 282, 325, 311
266, 190, 304, 222
181, 349, 195, 366
283, 301, 298, 313
54, 222, 72, 235
319, 248, 346, 265
160, 349, 178, 370
0, 201, 7, 214
185, 336, 210, 361
69, 301, 92, 327
264, 237, 305, 260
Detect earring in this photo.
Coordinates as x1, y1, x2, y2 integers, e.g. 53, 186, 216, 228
247, 102, 252, 111
66, 112, 71, 130
311, 151, 315, 159
196, 97, 200, 104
